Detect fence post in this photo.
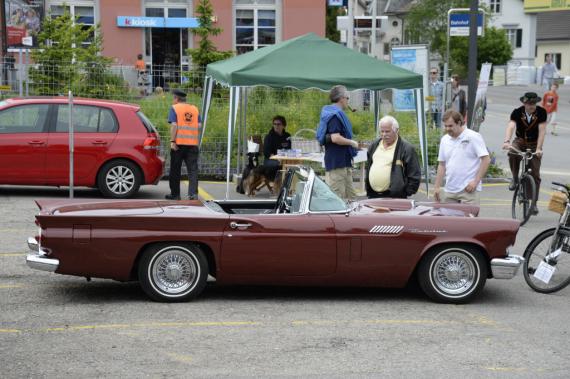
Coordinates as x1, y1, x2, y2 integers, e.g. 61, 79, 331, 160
68, 90, 74, 198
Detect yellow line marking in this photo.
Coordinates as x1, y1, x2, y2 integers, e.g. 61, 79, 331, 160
0, 329, 21, 333
0, 284, 24, 289
43, 321, 260, 332
198, 187, 214, 201
484, 367, 528, 372
166, 353, 193, 364
0, 253, 25, 257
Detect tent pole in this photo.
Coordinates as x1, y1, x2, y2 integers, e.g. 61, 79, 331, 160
226, 87, 240, 199
199, 76, 213, 148
373, 90, 381, 134
415, 88, 429, 195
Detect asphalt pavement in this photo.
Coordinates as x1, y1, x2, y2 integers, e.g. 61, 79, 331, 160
1, 84, 569, 378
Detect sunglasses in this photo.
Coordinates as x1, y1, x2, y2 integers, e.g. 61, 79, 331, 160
430, 71, 438, 74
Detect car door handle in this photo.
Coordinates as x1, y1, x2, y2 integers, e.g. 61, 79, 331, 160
91, 140, 108, 145
230, 222, 252, 229
27, 140, 45, 146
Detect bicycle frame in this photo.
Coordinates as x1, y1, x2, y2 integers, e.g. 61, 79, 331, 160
549, 188, 570, 253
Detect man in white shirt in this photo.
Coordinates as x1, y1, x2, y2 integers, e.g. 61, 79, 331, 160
434, 110, 491, 204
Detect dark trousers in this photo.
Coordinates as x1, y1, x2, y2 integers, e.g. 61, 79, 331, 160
509, 138, 542, 198
169, 145, 199, 198
431, 110, 441, 129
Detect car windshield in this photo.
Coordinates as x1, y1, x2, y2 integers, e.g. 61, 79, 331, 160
308, 174, 347, 212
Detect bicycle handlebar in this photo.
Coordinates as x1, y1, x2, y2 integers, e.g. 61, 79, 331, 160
506, 146, 538, 158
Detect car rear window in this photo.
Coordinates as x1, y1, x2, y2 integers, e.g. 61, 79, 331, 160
136, 111, 159, 134
55, 105, 118, 133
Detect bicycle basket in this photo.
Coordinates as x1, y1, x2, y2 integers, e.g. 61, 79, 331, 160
291, 129, 321, 154
548, 191, 568, 214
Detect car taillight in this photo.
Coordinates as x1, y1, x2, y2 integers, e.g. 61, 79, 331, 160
143, 133, 161, 150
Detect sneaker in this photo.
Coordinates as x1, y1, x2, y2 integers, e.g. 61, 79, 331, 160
530, 207, 539, 215
508, 179, 517, 191
165, 194, 181, 200
188, 195, 198, 200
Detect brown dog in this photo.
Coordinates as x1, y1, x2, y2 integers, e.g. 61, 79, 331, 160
236, 153, 282, 197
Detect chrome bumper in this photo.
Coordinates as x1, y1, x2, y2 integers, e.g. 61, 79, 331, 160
491, 255, 524, 279
26, 237, 59, 273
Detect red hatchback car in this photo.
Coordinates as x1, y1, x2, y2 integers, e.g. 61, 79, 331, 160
0, 97, 164, 198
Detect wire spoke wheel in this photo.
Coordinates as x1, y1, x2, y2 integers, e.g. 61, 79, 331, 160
512, 175, 536, 226
523, 228, 570, 293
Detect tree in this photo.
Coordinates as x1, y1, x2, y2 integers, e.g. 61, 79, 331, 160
29, 10, 127, 98
450, 27, 513, 78
405, 0, 512, 77
326, 6, 341, 42
186, 0, 233, 68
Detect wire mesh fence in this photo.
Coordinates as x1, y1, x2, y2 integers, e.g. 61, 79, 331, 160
0, 57, 445, 182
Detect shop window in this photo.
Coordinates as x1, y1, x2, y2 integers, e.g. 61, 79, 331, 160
235, 1, 278, 54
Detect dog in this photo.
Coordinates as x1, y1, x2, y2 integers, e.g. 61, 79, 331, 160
236, 153, 282, 197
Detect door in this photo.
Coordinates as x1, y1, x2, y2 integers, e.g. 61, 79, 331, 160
45, 104, 118, 185
0, 103, 50, 184
151, 28, 181, 90
220, 214, 337, 276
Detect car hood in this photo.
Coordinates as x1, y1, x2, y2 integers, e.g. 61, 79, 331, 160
35, 199, 166, 216
357, 198, 480, 217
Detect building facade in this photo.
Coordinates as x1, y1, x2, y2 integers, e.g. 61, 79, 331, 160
5, 0, 325, 68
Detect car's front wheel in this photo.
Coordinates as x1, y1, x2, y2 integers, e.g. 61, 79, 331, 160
418, 245, 487, 304
138, 243, 208, 302
97, 159, 141, 198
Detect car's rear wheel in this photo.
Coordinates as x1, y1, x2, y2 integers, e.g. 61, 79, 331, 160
97, 159, 141, 198
138, 243, 208, 302
418, 245, 487, 304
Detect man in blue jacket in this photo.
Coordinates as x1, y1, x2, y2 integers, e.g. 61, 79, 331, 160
317, 85, 359, 200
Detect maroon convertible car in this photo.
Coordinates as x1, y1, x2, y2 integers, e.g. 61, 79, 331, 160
27, 167, 523, 304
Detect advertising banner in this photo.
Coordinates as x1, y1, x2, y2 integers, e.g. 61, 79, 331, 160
391, 45, 429, 111
5, 0, 44, 48
472, 63, 492, 132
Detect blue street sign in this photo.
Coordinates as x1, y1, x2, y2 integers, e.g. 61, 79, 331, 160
449, 13, 484, 36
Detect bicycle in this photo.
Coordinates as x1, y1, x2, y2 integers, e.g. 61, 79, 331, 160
507, 146, 538, 226
523, 182, 570, 293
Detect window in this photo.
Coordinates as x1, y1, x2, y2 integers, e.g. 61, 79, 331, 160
49, 3, 95, 45
506, 28, 522, 48
0, 104, 49, 134
55, 105, 118, 133
489, 0, 501, 14
547, 53, 562, 70
235, 0, 278, 54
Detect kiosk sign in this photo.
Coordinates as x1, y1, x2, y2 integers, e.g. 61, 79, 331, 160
449, 13, 484, 36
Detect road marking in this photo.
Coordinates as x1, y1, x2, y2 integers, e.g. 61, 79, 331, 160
0, 284, 24, 289
0, 329, 21, 333
0, 253, 25, 257
43, 320, 260, 332
166, 352, 193, 364
6, 317, 508, 334
542, 169, 570, 177
484, 367, 528, 372
180, 181, 214, 201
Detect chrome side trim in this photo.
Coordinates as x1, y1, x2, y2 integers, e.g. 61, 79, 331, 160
491, 255, 524, 279
26, 253, 59, 272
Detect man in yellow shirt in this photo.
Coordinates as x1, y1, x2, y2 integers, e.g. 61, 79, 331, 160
365, 116, 421, 198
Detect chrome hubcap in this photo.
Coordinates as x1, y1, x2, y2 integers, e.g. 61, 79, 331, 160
152, 248, 197, 294
106, 166, 135, 195
433, 251, 476, 295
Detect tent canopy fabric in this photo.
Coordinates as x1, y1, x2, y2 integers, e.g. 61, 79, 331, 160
206, 33, 422, 91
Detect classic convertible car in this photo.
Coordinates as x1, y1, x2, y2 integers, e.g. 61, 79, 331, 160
27, 167, 523, 304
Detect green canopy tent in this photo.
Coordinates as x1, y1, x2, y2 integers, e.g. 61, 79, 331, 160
200, 33, 426, 198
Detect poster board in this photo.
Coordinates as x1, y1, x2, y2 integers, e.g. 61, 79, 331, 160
391, 45, 429, 111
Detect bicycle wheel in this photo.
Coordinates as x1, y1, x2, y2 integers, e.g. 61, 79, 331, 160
523, 227, 570, 293
512, 175, 536, 226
